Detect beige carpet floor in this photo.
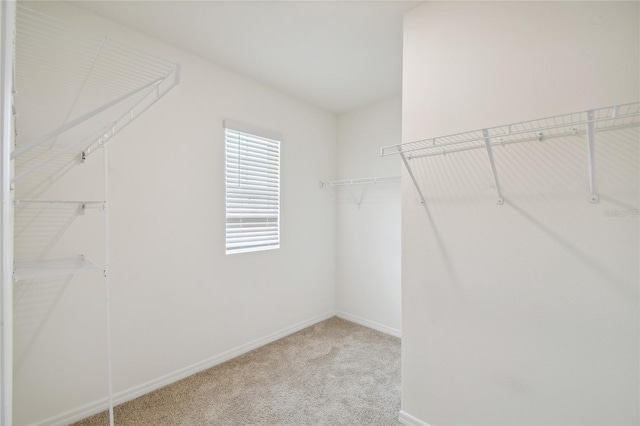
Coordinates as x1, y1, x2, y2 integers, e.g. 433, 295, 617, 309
75, 317, 402, 425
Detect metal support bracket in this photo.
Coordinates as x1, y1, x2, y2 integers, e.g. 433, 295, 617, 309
400, 151, 425, 205
12, 78, 162, 160
483, 129, 504, 205
586, 110, 599, 203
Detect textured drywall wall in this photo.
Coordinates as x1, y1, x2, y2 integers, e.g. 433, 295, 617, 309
335, 96, 401, 335
12, 2, 336, 424
402, 2, 639, 425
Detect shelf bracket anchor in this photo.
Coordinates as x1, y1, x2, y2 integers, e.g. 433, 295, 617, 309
400, 151, 425, 205
586, 110, 599, 203
483, 129, 504, 205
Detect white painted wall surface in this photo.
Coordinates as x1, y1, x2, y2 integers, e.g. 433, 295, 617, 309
402, 2, 639, 425
335, 97, 401, 336
13, 2, 336, 424
0, 2, 15, 425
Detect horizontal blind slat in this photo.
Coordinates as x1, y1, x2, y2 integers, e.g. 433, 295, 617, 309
226, 240, 280, 249
226, 160, 280, 173
225, 126, 281, 254
225, 130, 280, 147
226, 144, 280, 159
226, 234, 279, 241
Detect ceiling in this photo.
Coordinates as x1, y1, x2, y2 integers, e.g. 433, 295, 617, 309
73, 1, 421, 114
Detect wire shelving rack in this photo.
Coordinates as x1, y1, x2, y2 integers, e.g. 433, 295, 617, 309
3, 4, 181, 426
319, 175, 400, 188
381, 102, 640, 205
12, 4, 180, 185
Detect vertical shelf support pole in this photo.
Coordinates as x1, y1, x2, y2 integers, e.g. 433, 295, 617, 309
103, 144, 114, 426
586, 110, 599, 203
399, 151, 425, 205
483, 129, 504, 205
0, 2, 15, 425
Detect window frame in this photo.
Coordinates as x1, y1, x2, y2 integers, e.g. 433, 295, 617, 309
224, 121, 281, 255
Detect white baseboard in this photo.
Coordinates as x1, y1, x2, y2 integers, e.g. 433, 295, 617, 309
335, 311, 401, 338
399, 410, 431, 426
36, 311, 336, 426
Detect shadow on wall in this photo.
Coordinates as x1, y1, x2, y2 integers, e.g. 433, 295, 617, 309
506, 201, 635, 299
14, 203, 80, 260
420, 201, 461, 290
13, 276, 73, 373
409, 127, 638, 206
14, 148, 83, 199
13, 202, 106, 372
409, 126, 639, 302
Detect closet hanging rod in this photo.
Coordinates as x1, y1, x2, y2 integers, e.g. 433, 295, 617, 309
380, 102, 640, 158
319, 175, 400, 188
14, 199, 105, 205
380, 101, 640, 206
403, 122, 639, 161
12, 4, 181, 185
12, 78, 163, 159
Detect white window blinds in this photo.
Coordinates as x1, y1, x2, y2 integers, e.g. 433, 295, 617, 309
225, 125, 281, 254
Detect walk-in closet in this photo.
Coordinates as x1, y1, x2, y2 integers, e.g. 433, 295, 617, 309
1, 1, 638, 425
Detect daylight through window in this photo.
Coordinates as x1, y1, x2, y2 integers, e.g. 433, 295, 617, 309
225, 125, 281, 254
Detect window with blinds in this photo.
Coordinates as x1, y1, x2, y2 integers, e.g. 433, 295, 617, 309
225, 124, 281, 254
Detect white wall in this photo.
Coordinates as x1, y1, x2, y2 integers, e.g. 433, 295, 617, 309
335, 96, 401, 336
13, 2, 336, 424
0, 2, 15, 425
402, 2, 639, 425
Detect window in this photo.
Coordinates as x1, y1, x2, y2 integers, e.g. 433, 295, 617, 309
224, 122, 281, 254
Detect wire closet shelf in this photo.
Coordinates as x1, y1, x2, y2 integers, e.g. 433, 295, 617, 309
319, 175, 400, 188
8, 5, 181, 426
11, 4, 180, 183
13, 256, 103, 282
381, 102, 640, 205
